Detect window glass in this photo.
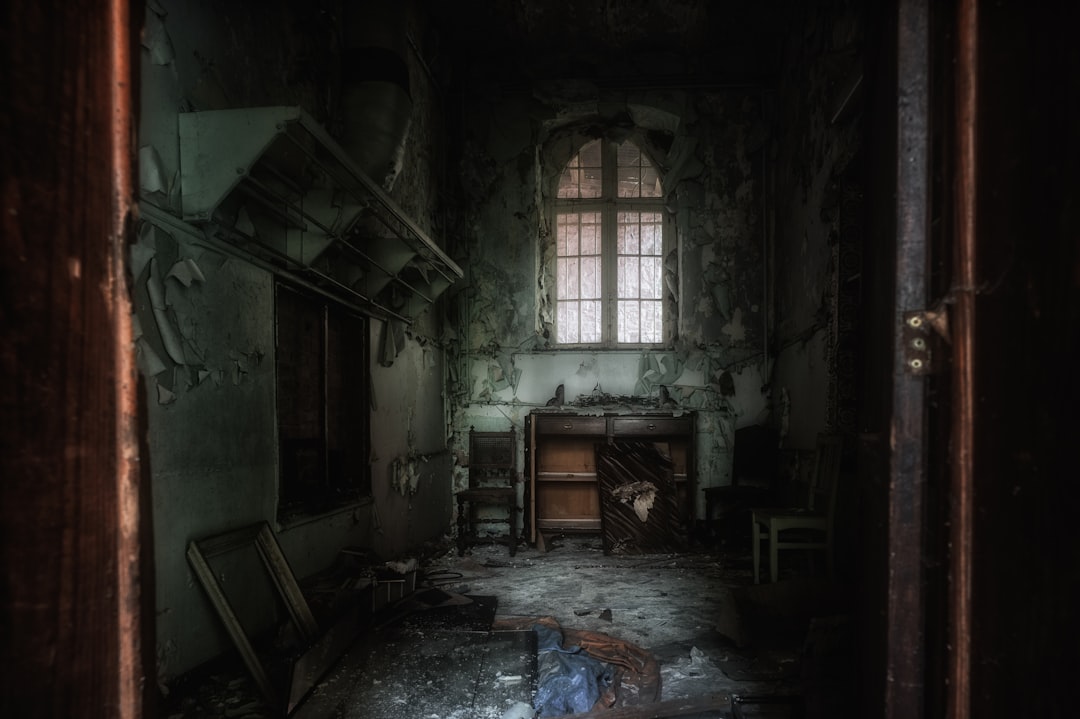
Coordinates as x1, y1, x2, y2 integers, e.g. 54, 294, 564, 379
276, 283, 370, 522
554, 140, 666, 346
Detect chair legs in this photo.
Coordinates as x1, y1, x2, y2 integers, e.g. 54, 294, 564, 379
456, 495, 517, 557
751, 513, 761, 584
508, 504, 517, 557
769, 524, 780, 583
752, 513, 830, 583
456, 495, 468, 557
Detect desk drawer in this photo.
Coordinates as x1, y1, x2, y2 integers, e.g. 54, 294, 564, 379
534, 416, 607, 435
611, 416, 692, 436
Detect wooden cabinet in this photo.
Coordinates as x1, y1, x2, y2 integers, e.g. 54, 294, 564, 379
525, 411, 695, 543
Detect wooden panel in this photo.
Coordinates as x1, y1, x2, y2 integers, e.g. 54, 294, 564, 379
1, 1, 147, 717
534, 415, 607, 435
610, 416, 692, 436
667, 443, 688, 476
537, 439, 602, 473
529, 412, 696, 540
536, 482, 601, 521
537, 518, 602, 531
597, 441, 687, 554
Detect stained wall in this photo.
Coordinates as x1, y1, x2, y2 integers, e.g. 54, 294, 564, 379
769, 1, 865, 449
446, 86, 772, 520
137, 0, 452, 682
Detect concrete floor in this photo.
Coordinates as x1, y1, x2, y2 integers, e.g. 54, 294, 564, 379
161, 534, 856, 718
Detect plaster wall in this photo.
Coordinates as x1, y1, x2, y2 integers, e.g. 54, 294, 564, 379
447, 87, 772, 520
137, 0, 451, 682
368, 322, 453, 559
137, 235, 276, 683
769, 0, 864, 449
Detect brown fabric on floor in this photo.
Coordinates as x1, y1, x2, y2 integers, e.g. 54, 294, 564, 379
493, 615, 662, 712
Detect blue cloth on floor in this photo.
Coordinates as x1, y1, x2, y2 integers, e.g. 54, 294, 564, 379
532, 623, 614, 717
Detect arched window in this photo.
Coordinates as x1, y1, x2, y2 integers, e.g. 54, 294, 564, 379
553, 139, 668, 346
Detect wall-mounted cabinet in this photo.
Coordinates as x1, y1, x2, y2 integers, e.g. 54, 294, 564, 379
525, 411, 695, 542
178, 106, 462, 322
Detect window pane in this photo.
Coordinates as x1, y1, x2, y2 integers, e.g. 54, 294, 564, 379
617, 300, 640, 343
617, 218, 640, 254
641, 221, 662, 255
276, 287, 322, 438
554, 141, 666, 346
556, 257, 574, 299
616, 142, 640, 167
557, 168, 578, 198
580, 256, 601, 298
581, 169, 602, 198
561, 223, 579, 256
618, 256, 639, 298
556, 214, 575, 255
580, 222, 599, 254
580, 139, 602, 167
581, 300, 601, 343
641, 165, 662, 197
557, 301, 578, 343
578, 140, 602, 198
566, 257, 579, 298
641, 256, 662, 298
557, 211, 601, 306
641, 301, 662, 343
617, 166, 640, 198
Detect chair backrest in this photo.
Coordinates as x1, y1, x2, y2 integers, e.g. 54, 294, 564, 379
468, 426, 516, 489
808, 434, 844, 517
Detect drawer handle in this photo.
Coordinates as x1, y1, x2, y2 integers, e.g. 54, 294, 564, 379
562, 423, 573, 430
647, 423, 657, 430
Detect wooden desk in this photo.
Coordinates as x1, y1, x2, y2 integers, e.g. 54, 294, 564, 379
524, 411, 695, 544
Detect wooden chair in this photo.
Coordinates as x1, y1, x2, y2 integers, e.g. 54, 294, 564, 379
456, 426, 518, 556
751, 434, 843, 583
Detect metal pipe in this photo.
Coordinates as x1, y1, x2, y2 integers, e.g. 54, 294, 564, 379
948, 0, 978, 717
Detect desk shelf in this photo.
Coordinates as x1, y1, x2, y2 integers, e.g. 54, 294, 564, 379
525, 411, 695, 544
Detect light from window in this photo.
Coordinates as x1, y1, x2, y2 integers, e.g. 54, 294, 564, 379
554, 139, 666, 345
557, 140, 602, 199
556, 212, 602, 343
616, 143, 663, 198
616, 211, 663, 343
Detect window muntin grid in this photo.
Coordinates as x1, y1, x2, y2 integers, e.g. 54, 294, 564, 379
616, 143, 662, 198
554, 140, 667, 346
556, 212, 602, 344
616, 211, 663, 343
557, 139, 603, 199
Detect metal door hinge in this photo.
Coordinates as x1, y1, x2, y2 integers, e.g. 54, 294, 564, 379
903, 306, 950, 375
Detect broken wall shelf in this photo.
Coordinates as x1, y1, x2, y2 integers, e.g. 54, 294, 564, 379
178, 106, 462, 322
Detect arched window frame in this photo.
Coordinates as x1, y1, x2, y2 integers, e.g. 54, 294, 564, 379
545, 136, 675, 349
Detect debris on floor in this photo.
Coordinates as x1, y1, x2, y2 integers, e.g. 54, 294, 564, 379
161, 535, 855, 718
533, 622, 615, 716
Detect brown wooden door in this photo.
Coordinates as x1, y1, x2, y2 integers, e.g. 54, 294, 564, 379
0, 1, 149, 717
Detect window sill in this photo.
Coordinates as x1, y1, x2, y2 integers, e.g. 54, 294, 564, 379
276, 495, 373, 531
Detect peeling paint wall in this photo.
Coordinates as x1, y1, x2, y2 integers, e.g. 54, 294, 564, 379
368, 321, 452, 559
447, 85, 771, 518
770, 1, 864, 449
138, 0, 451, 682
